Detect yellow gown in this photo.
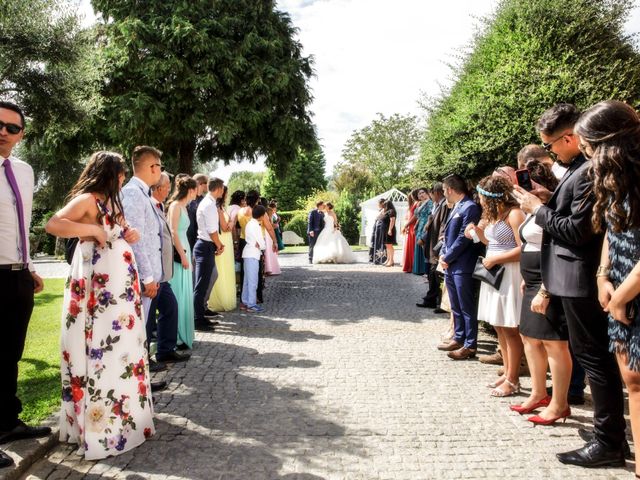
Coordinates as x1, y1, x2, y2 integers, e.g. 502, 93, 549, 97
208, 210, 237, 311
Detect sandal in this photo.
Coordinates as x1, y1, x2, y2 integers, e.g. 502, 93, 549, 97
490, 379, 520, 397
486, 375, 506, 389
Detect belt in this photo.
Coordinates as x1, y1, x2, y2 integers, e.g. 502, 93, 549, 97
0, 263, 28, 271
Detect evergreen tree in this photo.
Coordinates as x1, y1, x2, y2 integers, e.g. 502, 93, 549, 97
261, 146, 327, 211
416, 0, 640, 181
92, 0, 317, 174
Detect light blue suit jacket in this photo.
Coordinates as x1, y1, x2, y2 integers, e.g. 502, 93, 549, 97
121, 177, 163, 284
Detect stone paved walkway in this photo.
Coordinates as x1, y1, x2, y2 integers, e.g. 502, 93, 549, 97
22, 252, 635, 479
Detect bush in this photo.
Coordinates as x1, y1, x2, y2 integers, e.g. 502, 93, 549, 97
283, 211, 309, 244
416, 0, 640, 182
335, 191, 361, 245
278, 209, 305, 227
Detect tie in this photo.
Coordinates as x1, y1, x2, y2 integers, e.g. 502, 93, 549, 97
3, 159, 28, 264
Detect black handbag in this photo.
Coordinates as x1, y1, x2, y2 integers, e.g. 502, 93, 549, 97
472, 257, 505, 290
173, 246, 186, 263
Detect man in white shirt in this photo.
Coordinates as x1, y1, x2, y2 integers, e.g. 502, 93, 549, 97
0, 102, 50, 467
241, 205, 266, 313
193, 177, 225, 330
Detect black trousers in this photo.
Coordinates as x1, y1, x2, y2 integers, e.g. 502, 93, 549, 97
308, 233, 318, 263
562, 296, 626, 449
257, 255, 265, 303
0, 269, 34, 430
423, 263, 441, 305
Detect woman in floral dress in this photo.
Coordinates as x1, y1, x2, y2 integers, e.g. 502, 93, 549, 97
46, 151, 154, 460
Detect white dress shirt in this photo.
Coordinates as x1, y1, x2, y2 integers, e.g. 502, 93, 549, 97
196, 193, 219, 242
0, 156, 34, 271
242, 218, 265, 259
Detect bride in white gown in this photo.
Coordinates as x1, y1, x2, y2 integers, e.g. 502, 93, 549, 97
312, 203, 356, 264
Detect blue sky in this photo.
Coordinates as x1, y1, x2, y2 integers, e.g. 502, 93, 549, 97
77, 0, 640, 180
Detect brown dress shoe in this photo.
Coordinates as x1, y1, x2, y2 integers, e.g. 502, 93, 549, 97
478, 351, 503, 365
437, 340, 462, 351
448, 347, 477, 360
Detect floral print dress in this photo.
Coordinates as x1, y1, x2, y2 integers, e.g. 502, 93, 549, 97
59, 198, 154, 460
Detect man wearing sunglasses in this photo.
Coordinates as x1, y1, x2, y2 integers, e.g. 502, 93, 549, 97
513, 103, 627, 468
0, 102, 51, 468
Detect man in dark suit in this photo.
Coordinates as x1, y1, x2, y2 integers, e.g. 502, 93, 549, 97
514, 103, 626, 468
436, 175, 482, 360
307, 201, 325, 264
417, 182, 449, 310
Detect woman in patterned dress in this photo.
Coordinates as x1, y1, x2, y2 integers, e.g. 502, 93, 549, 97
412, 188, 432, 275
576, 101, 640, 479
46, 152, 154, 460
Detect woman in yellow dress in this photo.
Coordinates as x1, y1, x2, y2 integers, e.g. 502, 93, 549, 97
208, 186, 237, 311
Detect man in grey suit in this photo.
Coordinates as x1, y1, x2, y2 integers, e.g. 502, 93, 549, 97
150, 172, 189, 363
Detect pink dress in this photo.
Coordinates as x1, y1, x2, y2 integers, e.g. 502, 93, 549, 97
264, 233, 281, 275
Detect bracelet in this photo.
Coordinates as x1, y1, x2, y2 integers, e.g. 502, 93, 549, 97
596, 265, 611, 277
537, 288, 551, 299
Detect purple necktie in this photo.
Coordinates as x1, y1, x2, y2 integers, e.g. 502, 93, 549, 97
3, 159, 28, 265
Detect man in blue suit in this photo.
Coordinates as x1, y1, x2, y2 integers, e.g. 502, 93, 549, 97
437, 174, 482, 360
307, 201, 325, 264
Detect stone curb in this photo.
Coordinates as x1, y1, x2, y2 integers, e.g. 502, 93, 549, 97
0, 417, 58, 480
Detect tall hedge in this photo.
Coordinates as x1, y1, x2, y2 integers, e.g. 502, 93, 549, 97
416, 0, 640, 181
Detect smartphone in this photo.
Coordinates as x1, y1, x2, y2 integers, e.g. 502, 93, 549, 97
515, 168, 533, 191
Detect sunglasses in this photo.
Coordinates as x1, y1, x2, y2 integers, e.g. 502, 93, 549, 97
542, 132, 573, 152
150, 163, 165, 172
0, 121, 23, 135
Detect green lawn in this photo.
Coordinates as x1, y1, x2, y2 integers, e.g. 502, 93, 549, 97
18, 278, 64, 425
280, 244, 370, 254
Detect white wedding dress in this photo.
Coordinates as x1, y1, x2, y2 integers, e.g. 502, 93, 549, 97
312, 213, 356, 264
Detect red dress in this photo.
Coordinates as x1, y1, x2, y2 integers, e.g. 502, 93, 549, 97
402, 203, 417, 272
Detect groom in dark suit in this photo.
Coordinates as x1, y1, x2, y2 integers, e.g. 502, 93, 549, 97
307, 201, 325, 264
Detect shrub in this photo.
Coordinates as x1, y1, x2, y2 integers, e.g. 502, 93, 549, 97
335, 191, 361, 245
283, 211, 309, 244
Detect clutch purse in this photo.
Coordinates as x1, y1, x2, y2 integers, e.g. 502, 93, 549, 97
472, 257, 505, 290
173, 246, 186, 263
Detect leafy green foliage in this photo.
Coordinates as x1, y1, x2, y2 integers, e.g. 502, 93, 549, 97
227, 171, 264, 195
336, 113, 422, 197
0, 0, 102, 207
282, 211, 308, 242
334, 190, 361, 245
92, 0, 317, 174
261, 146, 327, 210
416, 0, 640, 181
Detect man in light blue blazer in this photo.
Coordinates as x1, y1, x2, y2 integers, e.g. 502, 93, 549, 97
121, 146, 182, 374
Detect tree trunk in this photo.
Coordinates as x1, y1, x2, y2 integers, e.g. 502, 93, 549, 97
177, 138, 196, 175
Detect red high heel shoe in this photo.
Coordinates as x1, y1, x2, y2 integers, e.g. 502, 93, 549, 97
509, 395, 551, 415
528, 407, 571, 426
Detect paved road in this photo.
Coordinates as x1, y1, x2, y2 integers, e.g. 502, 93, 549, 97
22, 252, 634, 479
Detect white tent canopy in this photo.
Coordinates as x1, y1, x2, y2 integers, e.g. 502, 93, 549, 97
360, 188, 408, 247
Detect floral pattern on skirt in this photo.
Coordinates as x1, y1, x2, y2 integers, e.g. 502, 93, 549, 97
59, 199, 154, 460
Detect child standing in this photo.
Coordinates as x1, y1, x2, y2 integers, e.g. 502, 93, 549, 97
241, 205, 266, 312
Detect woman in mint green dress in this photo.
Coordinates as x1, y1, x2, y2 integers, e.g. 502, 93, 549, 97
168, 176, 198, 349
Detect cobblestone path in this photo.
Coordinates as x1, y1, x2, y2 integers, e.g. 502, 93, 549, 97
23, 252, 635, 479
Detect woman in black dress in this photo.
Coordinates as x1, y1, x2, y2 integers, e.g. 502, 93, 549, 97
369, 198, 388, 265
382, 200, 397, 267
576, 101, 640, 478
510, 160, 572, 425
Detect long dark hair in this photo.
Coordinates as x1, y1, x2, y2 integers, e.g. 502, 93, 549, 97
168, 175, 197, 204
230, 190, 245, 206
217, 186, 228, 208
526, 159, 558, 192
575, 100, 640, 233
68, 151, 127, 224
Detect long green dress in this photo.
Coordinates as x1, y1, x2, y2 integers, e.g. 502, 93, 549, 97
168, 207, 194, 348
